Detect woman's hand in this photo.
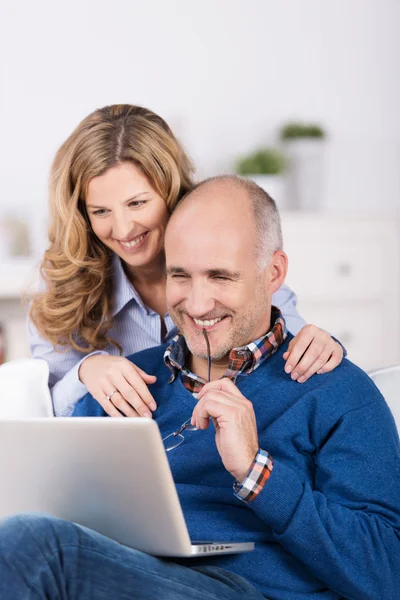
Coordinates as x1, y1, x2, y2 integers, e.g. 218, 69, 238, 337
78, 355, 157, 417
282, 324, 344, 383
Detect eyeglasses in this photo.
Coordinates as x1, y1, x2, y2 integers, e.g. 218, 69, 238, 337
162, 417, 198, 451
162, 328, 211, 452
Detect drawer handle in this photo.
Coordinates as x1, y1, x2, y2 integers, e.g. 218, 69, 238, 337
337, 263, 352, 276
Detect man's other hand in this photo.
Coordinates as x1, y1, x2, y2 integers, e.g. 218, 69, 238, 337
193, 378, 259, 482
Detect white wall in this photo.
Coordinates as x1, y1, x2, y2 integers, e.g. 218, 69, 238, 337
1, 0, 399, 246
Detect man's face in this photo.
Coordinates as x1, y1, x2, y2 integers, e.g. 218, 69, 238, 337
165, 185, 272, 361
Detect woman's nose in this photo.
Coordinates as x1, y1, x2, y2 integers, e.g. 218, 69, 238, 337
112, 214, 135, 240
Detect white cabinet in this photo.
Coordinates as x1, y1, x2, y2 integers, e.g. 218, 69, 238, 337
281, 214, 400, 371
0, 259, 38, 361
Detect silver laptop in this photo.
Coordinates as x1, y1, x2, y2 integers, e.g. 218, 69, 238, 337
0, 418, 254, 557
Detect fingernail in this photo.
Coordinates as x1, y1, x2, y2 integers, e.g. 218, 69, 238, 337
150, 402, 157, 411
144, 411, 152, 418
291, 372, 299, 381
298, 376, 306, 383
317, 369, 323, 375
285, 365, 293, 374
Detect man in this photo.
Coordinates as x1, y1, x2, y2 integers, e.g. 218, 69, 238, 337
0, 177, 399, 599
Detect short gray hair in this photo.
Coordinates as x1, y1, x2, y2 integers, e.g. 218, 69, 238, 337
176, 175, 283, 269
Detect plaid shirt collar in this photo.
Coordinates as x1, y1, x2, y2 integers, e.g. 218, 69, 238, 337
164, 307, 287, 394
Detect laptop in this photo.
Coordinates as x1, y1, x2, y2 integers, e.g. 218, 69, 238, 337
0, 418, 254, 557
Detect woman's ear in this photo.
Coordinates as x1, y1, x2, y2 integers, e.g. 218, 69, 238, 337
265, 250, 288, 295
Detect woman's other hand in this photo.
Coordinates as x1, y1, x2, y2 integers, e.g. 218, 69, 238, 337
78, 355, 157, 417
282, 324, 344, 383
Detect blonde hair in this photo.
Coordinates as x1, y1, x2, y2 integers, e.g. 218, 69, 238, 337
30, 104, 194, 353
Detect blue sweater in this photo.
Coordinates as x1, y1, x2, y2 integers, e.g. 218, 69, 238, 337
74, 338, 400, 599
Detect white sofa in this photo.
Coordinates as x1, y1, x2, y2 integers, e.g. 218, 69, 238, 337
0, 359, 399, 433
0, 358, 53, 418
369, 365, 400, 432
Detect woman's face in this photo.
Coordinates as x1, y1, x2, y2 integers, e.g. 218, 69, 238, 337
85, 162, 169, 272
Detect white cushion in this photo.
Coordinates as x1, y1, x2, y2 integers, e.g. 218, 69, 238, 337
0, 358, 53, 418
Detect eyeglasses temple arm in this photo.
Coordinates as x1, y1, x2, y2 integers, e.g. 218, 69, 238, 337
202, 328, 211, 383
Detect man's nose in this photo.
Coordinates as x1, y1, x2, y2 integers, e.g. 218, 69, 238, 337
185, 282, 215, 317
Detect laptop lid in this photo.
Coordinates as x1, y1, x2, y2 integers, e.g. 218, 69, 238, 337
0, 418, 253, 557
0, 418, 193, 556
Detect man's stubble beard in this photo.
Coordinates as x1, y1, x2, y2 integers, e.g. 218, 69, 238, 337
174, 300, 268, 362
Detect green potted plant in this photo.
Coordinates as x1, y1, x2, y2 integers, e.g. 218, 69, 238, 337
280, 123, 325, 141
236, 148, 286, 207
280, 122, 327, 211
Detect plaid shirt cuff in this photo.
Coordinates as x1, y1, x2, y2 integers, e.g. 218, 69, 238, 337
233, 449, 274, 503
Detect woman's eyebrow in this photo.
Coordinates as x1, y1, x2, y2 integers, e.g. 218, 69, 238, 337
122, 192, 150, 204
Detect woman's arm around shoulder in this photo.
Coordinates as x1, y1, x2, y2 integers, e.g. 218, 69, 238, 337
273, 284, 344, 382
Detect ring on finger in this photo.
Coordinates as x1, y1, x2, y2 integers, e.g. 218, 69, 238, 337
106, 390, 118, 402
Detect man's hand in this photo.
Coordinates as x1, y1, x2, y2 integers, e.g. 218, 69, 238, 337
283, 324, 344, 383
193, 378, 259, 482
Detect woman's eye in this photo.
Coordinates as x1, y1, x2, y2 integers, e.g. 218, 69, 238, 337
92, 209, 108, 216
128, 200, 146, 208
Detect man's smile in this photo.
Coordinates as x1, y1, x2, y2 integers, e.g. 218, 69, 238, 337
185, 314, 230, 331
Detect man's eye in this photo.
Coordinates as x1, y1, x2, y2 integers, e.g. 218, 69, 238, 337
213, 276, 230, 281
171, 274, 188, 279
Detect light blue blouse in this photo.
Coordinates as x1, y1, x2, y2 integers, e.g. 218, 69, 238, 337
28, 257, 306, 417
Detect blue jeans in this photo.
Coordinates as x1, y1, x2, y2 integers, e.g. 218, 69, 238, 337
0, 514, 266, 600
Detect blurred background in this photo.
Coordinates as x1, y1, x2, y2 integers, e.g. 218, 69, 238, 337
0, 0, 399, 369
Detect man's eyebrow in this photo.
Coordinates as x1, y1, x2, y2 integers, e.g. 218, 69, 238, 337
207, 268, 241, 280
86, 192, 150, 209
166, 266, 187, 275
166, 267, 241, 279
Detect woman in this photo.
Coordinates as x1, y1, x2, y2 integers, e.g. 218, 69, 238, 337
29, 104, 343, 418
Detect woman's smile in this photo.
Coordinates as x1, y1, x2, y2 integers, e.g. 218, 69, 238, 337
116, 231, 150, 254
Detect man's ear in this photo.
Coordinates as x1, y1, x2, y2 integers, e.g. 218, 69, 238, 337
264, 251, 288, 295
